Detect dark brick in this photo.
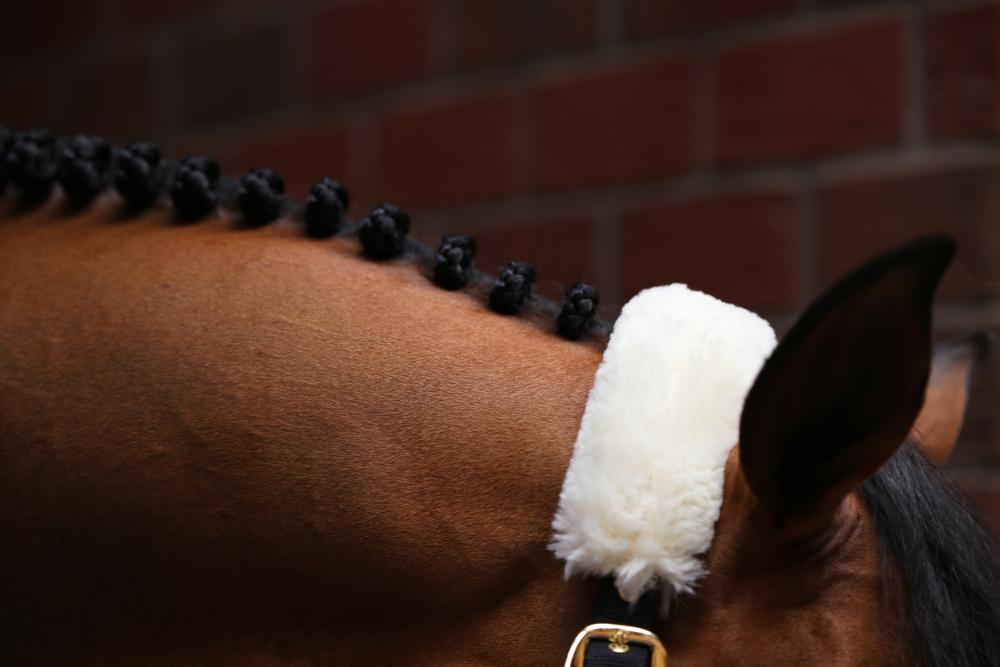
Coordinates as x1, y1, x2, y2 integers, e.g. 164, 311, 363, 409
472, 214, 597, 301
0, 80, 45, 129
377, 95, 512, 208
624, 0, 793, 39
115, 0, 225, 27
0, 0, 100, 58
812, 0, 898, 6
621, 192, 800, 311
454, 0, 598, 69
958, 480, 1000, 535
531, 57, 692, 192
181, 25, 283, 126
242, 126, 356, 200
715, 17, 905, 165
51, 52, 152, 140
927, 4, 1000, 141
308, 0, 431, 98
818, 165, 1000, 301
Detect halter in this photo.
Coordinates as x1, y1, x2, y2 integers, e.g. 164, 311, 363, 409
554, 284, 779, 667
564, 577, 667, 666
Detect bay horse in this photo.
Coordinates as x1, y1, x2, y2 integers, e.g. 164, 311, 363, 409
0, 130, 998, 665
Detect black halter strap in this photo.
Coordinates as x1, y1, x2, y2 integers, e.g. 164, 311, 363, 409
582, 576, 663, 667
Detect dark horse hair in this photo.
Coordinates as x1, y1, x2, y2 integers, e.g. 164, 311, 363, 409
859, 441, 1000, 667
0, 127, 612, 341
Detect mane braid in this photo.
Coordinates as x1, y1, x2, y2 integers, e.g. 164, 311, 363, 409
0, 126, 611, 341
185, 159, 611, 338
859, 441, 1000, 667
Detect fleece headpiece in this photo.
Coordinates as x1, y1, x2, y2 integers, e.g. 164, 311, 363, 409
550, 284, 777, 606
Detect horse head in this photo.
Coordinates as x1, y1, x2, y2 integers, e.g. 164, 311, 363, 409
655, 237, 1000, 665
0, 129, 997, 666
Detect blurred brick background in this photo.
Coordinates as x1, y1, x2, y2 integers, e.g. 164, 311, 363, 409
2, 0, 999, 528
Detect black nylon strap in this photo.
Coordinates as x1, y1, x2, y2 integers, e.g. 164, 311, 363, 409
583, 577, 662, 667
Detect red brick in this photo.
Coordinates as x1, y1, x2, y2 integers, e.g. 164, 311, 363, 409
51, 53, 152, 140
714, 18, 905, 165
472, 215, 597, 300
115, 0, 224, 27
0, 0, 100, 58
241, 126, 356, 200
454, 0, 598, 69
959, 483, 1000, 535
308, 0, 431, 98
531, 57, 692, 192
621, 192, 800, 311
181, 25, 283, 126
624, 0, 792, 39
0, 80, 44, 130
927, 4, 1000, 141
812, 0, 898, 5
377, 95, 512, 208
818, 166, 1000, 301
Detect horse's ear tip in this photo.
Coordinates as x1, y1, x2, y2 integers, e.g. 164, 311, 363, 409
912, 234, 957, 268
878, 235, 956, 291
922, 232, 957, 247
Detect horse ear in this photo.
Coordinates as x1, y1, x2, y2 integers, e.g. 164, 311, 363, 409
911, 332, 995, 466
739, 236, 955, 533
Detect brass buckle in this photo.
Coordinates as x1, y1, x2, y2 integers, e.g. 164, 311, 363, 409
564, 622, 668, 667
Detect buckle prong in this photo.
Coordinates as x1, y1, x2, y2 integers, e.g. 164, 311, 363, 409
564, 622, 668, 667
608, 629, 630, 653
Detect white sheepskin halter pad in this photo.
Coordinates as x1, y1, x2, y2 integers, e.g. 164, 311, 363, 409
550, 284, 776, 605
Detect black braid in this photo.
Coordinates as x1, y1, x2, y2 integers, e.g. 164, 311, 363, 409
6, 129, 58, 204
170, 156, 220, 221
358, 202, 410, 259
237, 167, 285, 226
433, 234, 476, 290
4, 128, 607, 343
489, 261, 536, 315
58, 135, 112, 207
0, 126, 12, 196
114, 142, 166, 211
304, 177, 349, 239
556, 282, 599, 340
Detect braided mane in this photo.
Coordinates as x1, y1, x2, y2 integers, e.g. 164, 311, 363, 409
0, 126, 610, 342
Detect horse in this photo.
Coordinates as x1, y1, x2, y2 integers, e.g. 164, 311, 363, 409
0, 129, 998, 666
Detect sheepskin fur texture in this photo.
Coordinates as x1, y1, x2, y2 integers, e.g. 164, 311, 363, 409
550, 284, 777, 605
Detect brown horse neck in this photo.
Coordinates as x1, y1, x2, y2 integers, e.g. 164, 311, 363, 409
0, 196, 606, 664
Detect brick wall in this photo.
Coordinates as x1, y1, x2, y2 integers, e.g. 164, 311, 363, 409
3, 0, 999, 527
